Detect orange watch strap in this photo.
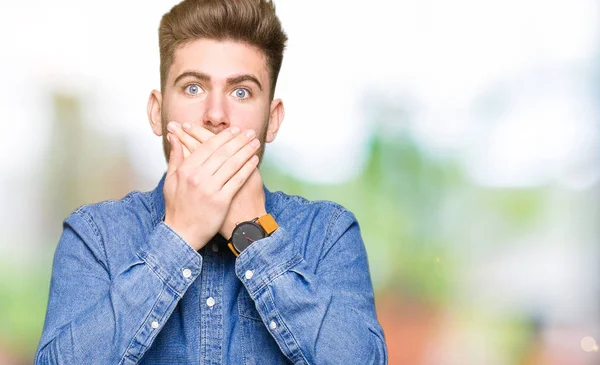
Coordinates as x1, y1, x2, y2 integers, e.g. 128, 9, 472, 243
227, 242, 239, 257
257, 214, 279, 235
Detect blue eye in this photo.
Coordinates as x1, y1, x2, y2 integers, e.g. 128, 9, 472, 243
232, 88, 250, 99
186, 84, 202, 95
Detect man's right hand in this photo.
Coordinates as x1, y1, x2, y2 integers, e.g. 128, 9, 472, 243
163, 122, 261, 251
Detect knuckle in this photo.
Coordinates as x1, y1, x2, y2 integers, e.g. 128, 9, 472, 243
234, 174, 246, 186
189, 174, 202, 187
175, 167, 187, 179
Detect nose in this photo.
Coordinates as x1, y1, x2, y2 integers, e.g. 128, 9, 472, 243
202, 92, 229, 132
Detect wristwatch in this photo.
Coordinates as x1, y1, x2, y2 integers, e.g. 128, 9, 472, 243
227, 214, 279, 257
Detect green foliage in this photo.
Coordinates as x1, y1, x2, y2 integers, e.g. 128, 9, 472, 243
262, 132, 466, 304
263, 130, 547, 308
0, 254, 52, 361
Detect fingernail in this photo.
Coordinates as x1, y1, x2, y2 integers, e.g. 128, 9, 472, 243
167, 134, 172, 143
250, 139, 260, 148
167, 122, 178, 131
245, 129, 256, 138
231, 127, 240, 135
182, 122, 191, 130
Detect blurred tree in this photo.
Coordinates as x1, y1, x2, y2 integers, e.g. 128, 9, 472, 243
0, 92, 140, 364
40, 92, 137, 241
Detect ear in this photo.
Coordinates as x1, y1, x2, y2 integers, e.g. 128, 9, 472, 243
266, 98, 284, 143
147, 89, 163, 136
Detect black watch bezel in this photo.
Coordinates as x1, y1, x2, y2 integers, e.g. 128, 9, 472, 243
231, 220, 266, 254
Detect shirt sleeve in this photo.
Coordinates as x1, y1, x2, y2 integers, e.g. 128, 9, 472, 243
35, 207, 202, 365
234, 209, 388, 365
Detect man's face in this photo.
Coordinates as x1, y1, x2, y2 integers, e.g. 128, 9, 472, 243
149, 38, 283, 162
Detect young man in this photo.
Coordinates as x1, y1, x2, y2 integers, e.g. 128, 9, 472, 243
35, 1, 387, 364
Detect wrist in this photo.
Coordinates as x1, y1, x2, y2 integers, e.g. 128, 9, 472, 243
164, 217, 210, 251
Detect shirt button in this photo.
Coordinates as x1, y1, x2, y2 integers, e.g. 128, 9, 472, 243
206, 297, 215, 307
182, 268, 192, 278
151, 320, 159, 329
211, 243, 219, 252
269, 320, 277, 330
245, 270, 254, 280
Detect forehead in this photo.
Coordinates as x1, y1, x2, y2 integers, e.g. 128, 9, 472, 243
169, 38, 269, 85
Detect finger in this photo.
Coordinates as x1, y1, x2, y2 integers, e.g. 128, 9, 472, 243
166, 133, 183, 177
212, 137, 260, 186
167, 122, 201, 154
183, 145, 191, 158
202, 129, 258, 176
184, 127, 241, 168
220, 156, 260, 198
182, 122, 214, 143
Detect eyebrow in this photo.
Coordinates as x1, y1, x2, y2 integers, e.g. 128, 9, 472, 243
173, 71, 263, 91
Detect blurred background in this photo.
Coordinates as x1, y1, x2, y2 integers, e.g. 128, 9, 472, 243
0, 0, 599, 364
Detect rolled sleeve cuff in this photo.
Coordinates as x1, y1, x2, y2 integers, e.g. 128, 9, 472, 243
234, 226, 303, 298
137, 221, 202, 297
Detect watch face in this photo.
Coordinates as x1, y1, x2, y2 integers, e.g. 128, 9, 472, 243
232, 222, 265, 253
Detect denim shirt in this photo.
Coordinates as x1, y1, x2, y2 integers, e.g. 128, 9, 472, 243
35, 173, 387, 364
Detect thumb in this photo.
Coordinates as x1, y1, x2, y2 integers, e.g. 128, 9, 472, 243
167, 133, 183, 177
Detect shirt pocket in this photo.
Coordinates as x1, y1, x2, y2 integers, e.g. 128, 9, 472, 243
237, 288, 292, 365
